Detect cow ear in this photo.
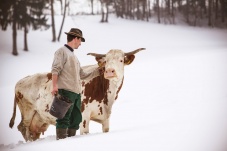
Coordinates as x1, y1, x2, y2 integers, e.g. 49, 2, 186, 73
96, 57, 105, 67
124, 55, 135, 65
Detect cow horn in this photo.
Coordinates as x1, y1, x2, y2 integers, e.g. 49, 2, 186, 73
87, 53, 106, 58
124, 48, 146, 56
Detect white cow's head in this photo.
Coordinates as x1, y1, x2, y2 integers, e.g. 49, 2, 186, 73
87, 48, 145, 81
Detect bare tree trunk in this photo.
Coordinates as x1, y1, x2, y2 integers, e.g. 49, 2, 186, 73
171, 0, 175, 24
24, 26, 28, 51
127, 0, 131, 19
167, 0, 170, 15
142, 0, 147, 21
208, 0, 212, 26
193, 3, 198, 26
51, 0, 56, 42
58, 0, 68, 41
100, 0, 105, 22
91, 0, 94, 15
186, 0, 189, 24
115, 0, 124, 18
136, 0, 140, 20
157, 0, 161, 23
215, 0, 218, 20
100, 0, 109, 23
177, 0, 182, 11
121, 0, 123, 17
220, 0, 225, 22
12, 3, 18, 56
105, 8, 109, 22
105, 0, 109, 22
147, 0, 151, 19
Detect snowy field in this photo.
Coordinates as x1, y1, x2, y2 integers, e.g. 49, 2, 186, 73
0, 14, 227, 151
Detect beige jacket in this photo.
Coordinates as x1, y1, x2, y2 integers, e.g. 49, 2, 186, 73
51, 45, 99, 94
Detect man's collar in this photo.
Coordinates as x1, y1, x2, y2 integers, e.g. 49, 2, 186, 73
64, 44, 74, 52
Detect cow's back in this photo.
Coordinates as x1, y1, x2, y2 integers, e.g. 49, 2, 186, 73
15, 73, 52, 102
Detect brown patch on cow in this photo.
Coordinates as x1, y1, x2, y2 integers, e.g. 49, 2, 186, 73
81, 102, 85, 112
16, 92, 23, 103
115, 77, 124, 100
46, 73, 52, 83
17, 92, 23, 99
15, 96, 19, 103
83, 120, 86, 128
45, 104, 49, 112
81, 74, 109, 112
103, 97, 108, 105
99, 107, 103, 115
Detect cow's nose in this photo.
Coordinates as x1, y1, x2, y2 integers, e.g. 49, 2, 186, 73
105, 68, 115, 74
104, 68, 116, 78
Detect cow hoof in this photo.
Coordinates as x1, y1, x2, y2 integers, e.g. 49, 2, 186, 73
103, 129, 109, 133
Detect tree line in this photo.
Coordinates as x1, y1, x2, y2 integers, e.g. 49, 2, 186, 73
0, 0, 227, 56
100, 0, 227, 27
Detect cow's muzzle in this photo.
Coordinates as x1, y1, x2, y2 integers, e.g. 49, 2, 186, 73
104, 68, 117, 79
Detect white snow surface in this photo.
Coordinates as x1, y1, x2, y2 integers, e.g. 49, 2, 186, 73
0, 14, 227, 151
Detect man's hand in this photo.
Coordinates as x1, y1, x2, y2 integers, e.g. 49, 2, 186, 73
52, 74, 58, 96
51, 86, 58, 96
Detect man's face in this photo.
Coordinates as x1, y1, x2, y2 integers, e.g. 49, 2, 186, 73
73, 37, 81, 49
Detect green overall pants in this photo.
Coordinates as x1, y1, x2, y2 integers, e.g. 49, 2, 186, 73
56, 89, 82, 130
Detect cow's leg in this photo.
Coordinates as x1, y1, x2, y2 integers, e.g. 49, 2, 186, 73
17, 119, 29, 142
17, 102, 36, 141
102, 118, 109, 133
18, 115, 34, 142
80, 119, 90, 134
80, 113, 90, 135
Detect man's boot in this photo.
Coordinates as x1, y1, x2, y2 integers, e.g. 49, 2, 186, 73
67, 129, 76, 137
56, 128, 67, 140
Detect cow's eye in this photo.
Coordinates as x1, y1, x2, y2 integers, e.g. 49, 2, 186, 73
120, 60, 123, 63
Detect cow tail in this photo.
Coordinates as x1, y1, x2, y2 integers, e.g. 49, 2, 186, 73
9, 94, 17, 128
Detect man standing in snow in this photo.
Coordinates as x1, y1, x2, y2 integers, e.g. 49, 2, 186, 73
51, 28, 100, 140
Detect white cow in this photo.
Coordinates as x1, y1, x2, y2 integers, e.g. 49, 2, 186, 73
9, 48, 145, 141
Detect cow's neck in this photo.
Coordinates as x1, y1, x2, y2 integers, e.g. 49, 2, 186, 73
81, 74, 124, 116
105, 77, 124, 115
108, 77, 124, 99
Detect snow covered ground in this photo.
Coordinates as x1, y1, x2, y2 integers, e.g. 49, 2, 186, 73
0, 14, 227, 151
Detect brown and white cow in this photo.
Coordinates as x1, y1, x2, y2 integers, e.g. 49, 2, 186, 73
9, 48, 145, 141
